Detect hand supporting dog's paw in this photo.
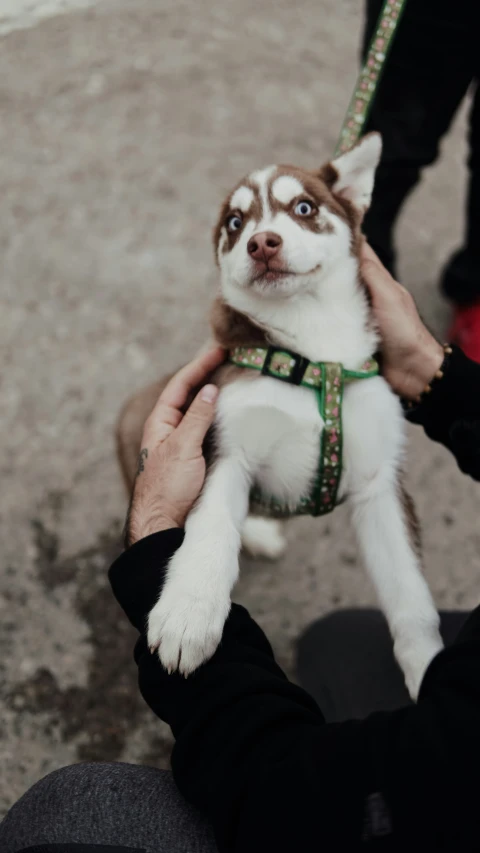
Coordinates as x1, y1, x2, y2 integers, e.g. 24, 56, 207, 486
147, 581, 230, 676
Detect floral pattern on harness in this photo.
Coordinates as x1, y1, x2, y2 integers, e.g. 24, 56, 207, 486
228, 346, 379, 518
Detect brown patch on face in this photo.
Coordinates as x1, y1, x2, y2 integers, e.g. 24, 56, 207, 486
213, 179, 263, 264
318, 162, 363, 256
295, 212, 335, 236
262, 164, 362, 251
269, 190, 335, 237
213, 197, 241, 259
210, 296, 269, 348
312, 216, 334, 235
319, 161, 338, 189
267, 168, 334, 236
213, 158, 366, 266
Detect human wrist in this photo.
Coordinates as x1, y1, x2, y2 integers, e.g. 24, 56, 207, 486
387, 338, 444, 400
127, 507, 181, 547
405, 338, 445, 400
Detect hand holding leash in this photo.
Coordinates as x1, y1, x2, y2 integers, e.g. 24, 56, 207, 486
126, 347, 224, 546
360, 242, 444, 401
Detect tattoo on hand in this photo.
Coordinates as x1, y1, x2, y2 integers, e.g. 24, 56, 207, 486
137, 447, 149, 476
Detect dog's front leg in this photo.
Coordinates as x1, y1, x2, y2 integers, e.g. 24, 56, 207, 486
344, 379, 443, 700
349, 479, 443, 700
147, 455, 250, 675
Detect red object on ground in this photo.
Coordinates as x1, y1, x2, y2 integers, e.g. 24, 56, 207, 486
449, 304, 480, 363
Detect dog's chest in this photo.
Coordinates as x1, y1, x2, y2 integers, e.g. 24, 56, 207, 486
216, 376, 327, 505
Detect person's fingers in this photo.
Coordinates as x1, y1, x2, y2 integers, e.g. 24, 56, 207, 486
142, 348, 225, 444
360, 240, 383, 267
360, 243, 400, 305
159, 348, 225, 410
174, 383, 219, 452
142, 410, 181, 445
142, 400, 183, 446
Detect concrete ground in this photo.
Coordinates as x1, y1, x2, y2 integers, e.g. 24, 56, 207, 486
0, 0, 479, 818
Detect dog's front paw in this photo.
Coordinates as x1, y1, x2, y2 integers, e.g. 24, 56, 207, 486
147, 586, 230, 676
394, 628, 443, 701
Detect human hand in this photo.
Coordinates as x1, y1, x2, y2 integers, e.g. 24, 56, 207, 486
125, 347, 225, 546
360, 242, 444, 400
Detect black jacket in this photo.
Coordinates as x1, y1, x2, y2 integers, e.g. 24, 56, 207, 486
108, 345, 480, 852
21, 346, 480, 852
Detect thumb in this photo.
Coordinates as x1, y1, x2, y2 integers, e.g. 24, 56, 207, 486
360, 243, 396, 305
175, 384, 219, 450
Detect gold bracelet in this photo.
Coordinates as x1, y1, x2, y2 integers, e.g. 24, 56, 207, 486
406, 344, 453, 409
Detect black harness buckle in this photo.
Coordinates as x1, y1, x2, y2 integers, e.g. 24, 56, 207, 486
261, 347, 309, 385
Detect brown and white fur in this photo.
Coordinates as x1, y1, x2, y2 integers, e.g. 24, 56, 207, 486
118, 134, 443, 698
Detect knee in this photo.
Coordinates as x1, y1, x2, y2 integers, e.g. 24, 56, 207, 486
4, 763, 115, 822
21, 762, 177, 812
1, 763, 135, 827
0, 763, 177, 853
26, 762, 115, 800
0, 764, 104, 853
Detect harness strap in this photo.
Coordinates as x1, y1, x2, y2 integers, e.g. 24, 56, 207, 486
228, 347, 379, 517
229, 346, 379, 384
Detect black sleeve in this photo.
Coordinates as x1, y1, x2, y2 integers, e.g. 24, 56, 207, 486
109, 532, 480, 851
407, 345, 480, 479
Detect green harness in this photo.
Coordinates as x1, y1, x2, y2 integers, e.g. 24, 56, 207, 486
228, 346, 379, 518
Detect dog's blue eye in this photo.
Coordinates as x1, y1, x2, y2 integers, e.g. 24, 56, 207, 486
295, 201, 313, 216
227, 214, 243, 232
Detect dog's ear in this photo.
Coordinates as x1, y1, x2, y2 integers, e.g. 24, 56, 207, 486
321, 133, 382, 216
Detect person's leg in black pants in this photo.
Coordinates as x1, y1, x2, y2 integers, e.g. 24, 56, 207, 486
0, 763, 218, 853
362, 0, 475, 278
297, 609, 467, 721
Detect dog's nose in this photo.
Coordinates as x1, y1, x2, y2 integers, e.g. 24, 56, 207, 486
247, 231, 283, 261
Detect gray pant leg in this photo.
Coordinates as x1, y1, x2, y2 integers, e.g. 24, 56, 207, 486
0, 762, 217, 853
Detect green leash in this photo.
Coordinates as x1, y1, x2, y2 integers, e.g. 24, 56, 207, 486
229, 0, 406, 517
229, 347, 379, 517
335, 0, 407, 156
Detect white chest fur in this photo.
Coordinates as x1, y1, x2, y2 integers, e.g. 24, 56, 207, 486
216, 374, 345, 510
